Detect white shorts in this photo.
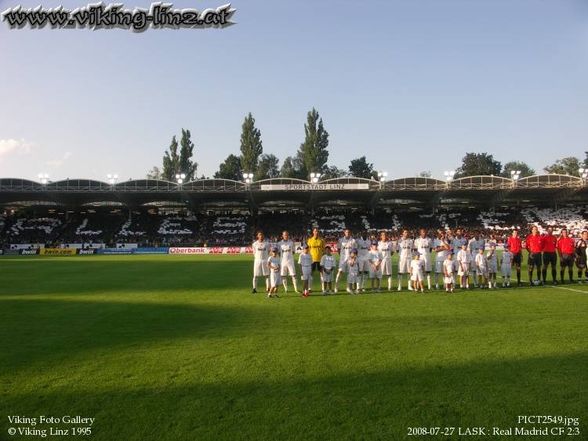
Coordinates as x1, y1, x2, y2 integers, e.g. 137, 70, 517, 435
477, 267, 488, 277
470, 259, 477, 271
347, 274, 359, 284
321, 268, 334, 282
501, 266, 511, 277
280, 260, 296, 276
338, 258, 348, 272
457, 264, 469, 276
369, 267, 382, 279
444, 274, 455, 285
254, 260, 269, 277
301, 267, 312, 281
435, 260, 445, 274
270, 271, 281, 288
410, 271, 424, 282
419, 254, 432, 272
398, 256, 411, 274
358, 258, 370, 272
381, 259, 392, 276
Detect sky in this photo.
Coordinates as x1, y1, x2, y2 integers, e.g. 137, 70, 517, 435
0, 0, 587, 182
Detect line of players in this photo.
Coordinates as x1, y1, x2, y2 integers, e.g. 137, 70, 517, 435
252, 226, 588, 297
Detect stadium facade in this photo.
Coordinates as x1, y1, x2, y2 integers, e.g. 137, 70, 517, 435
1, 174, 586, 210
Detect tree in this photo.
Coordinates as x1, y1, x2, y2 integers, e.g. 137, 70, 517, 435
214, 154, 242, 180
418, 170, 432, 178
161, 136, 180, 181
455, 152, 502, 178
158, 130, 198, 181
501, 161, 535, 178
322, 165, 347, 179
239, 113, 263, 174
178, 129, 198, 181
146, 166, 162, 180
544, 157, 581, 176
348, 156, 376, 179
297, 108, 329, 176
255, 154, 280, 180
280, 155, 305, 179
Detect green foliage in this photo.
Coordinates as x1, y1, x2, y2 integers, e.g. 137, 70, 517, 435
280, 155, 305, 179
239, 113, 263, 174
501, 161, 535, 178
255, 154, 280, 180
214, 154, 242, 180
146, 166, 162, 180
544, 157, 581, 176
178, 129, 198, 181
160, 130, 198, 181
161, 136, 179, 181
348, 156, 376, 179
297, 108, 329, 176
455, 152, 502, 178
322, 165, 347, 179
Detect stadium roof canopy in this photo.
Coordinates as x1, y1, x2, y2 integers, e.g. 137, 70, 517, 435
1, 174, 587, 210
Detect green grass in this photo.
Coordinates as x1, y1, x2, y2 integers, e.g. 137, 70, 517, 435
1, 255, 586, 441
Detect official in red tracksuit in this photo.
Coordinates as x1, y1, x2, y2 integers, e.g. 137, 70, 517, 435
541, 227, 558, 284
506, 230, 523, 285
557, 228, 575, 283
525, 226, 543, 285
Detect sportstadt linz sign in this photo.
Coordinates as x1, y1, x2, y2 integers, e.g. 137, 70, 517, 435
260, 183, 370, 191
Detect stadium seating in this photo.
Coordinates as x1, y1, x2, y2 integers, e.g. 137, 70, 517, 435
2, 205, 588, 248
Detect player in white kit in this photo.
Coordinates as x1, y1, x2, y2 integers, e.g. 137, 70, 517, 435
468, 233, 485, 287
345, 250, 360, 294
298, 245, 313, 297
456, 244, 471, 289
335, 228, 357, 293
356, 232, 371, 292
278, 230, 298, 293
320, 246, 337, 294
486, 244, 498, 289
414, 228, 433, 290
378, 231, 395, 291
368, 242, 383, 292
267, 247, 281, 297
475, 248, 489, 288
252, 231, 269, 293
433, 230, 451, 290
443, 253, 455, 292
410, 254, 425, 292
451, 229, 468, 255
397, 229, 414, 291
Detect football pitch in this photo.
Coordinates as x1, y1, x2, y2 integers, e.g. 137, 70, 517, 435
1, 255, 586, 440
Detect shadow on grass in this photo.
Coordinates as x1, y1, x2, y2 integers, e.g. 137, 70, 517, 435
1, 352, 586, 441
0, 258, 255, 296
0, 298, 255, 371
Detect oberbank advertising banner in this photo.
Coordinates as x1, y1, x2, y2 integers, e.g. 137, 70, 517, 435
169, 247, 253, 255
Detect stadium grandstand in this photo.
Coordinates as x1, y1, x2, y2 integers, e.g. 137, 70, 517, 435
1, 174, 588, 250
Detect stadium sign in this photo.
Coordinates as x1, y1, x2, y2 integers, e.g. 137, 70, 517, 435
21, 249, 39, 255
132, 247, 169, 254
78, 249, 96, 255
260, 183, 370, 191
40, 248, 76, 255
169, 247, 253, 255
97, 248, 134, 255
